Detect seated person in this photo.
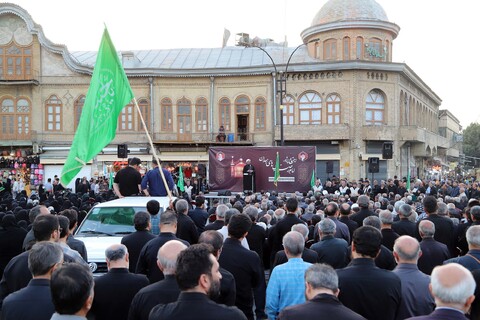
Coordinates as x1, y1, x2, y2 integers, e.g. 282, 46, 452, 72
217, 126, 226, 142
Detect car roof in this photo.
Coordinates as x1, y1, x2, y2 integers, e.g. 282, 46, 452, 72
92, 196, 173, 209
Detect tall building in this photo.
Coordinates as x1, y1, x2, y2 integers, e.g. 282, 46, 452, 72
0, 0, 461, 191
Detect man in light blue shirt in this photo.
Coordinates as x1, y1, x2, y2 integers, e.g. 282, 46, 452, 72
266, 231, 311, 320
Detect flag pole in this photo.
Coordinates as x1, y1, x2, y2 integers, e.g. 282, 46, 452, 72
133, 97, 173, 199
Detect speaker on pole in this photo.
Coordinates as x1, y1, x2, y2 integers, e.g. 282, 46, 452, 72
382, 142, 393, 159
117, 144, 128, 158
326, 161, 333, 174
368, 157, 380, 173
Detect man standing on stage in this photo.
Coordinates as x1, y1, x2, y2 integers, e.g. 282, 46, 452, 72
243, 159, 255, 193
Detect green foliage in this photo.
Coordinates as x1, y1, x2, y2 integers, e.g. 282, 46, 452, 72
463, 123, 480, 158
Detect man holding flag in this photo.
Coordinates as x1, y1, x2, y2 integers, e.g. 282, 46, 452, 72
141, 159, 175, 197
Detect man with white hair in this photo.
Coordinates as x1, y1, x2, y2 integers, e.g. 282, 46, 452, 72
444, 225, 480, 271
311, 219, 349, 269
406, 263, 475, 320
392, 204, 417, 237
266, 231, 312, 320
272, 224, 319, 268
379, 210, 399, 251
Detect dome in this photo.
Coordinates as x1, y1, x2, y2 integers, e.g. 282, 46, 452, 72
311, 0, 389, 26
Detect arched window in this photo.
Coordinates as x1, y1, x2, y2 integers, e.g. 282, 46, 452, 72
326, 94, 341, 124
195, 97, 208, 132
365, 89, 385, 125
137, 98, 150, 131
283, 95, 295, 125
119, 103, 134, 131
74, 95, 85, 131
254, 97, 266, 131
177, 97, 192, 141
356, 37, 364, 59
45, 95, 62, 131
343, 37, 350, 60
366, 38, 383, 61
0, 97, 31, 139
235, 95, 250, 114
161, 98, 173, 131
323, 39, 337, 60
0, 42, 33, 80
299, 92, 322, 125
219, 97, 231, 131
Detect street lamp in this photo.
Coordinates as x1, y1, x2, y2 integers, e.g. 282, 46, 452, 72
278, 38, 319, 146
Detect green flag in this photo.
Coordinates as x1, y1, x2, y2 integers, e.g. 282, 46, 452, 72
274, 152, 280, 186
61, 27, 134, 186
177, 166, 185, 192
310, 170, 315, 189
406, 168, 411, 191
108, 171, 113, 190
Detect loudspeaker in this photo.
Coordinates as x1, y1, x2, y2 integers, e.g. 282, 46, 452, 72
368, 157, 380, 173
117, 144, 128, 158
197, 164, 206, 176
326, 161, 333, 174
382, 142, 393, 159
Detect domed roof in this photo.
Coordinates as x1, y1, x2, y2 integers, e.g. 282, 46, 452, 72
311, 0, 389, 26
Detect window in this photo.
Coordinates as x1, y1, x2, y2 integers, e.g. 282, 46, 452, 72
219, 97, 231, 131
0, 42, 33, 80
356, 37, 364, 59
283, 95, 295, 125
0, 97, 30, 139
299, 92, 322, 125
343, 37, 350, 60
137, 98, 150, 131
324, 39, 337, 60
161, 98, 173, 131
235, 95, 250, 113
74, 95, 85, 131
177, 97, 192, 115
119, 103, 134, 131
195, 97, 208, 132
45, 95, 62, 131
326, 94, 341, 124
366, 89, 385, 125
366, 38, 383, 61
254, 97, 266, 130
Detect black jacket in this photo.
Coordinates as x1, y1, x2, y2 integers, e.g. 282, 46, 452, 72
176, 213, 198, 245
121, 230, 156, 273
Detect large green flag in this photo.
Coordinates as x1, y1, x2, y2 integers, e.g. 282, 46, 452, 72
61, 28, 134, 186
177, 166, 185, 192
274, 152, 280, 186
310, 170, 315, 189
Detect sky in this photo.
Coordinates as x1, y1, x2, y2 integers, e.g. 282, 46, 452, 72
8, 0, 480, 128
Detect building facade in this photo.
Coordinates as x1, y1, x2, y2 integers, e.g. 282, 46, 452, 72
0, 0, 462, 191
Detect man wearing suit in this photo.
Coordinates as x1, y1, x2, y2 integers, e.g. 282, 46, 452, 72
418, 220, 450, 275
392, 204, 417, 237
60, 209, 88, 261
136, 210, 189, 283
272, 223, 319, 268
90, 244, 149, 320
337, 226, 402, 320
379, 210, 399, 251
406, 263, 475, 320
311, 218, 349, 269
278, 264, 365, 320
205, 204, 228, 231
338, 203, 358, 242
349, 195, 374, 226
219, 213, 263, 320
444, 225, 480, 271
175, 199, 199, 245
128, 240, 187, 320
149, 244, 247, 320
0, 242, 63, 320
121, 211, 156, 273
188, 195, 209, 234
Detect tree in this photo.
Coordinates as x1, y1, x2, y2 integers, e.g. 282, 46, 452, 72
463, 123, 480, 160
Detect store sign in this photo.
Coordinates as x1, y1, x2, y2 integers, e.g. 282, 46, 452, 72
208, 146, 315, 192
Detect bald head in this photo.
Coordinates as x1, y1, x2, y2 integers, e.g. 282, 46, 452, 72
419, 220, 435, 238
157, 240, 188, 275
393, 236, 421, 263
105, 244, 128, 269
431, 263, 476, 311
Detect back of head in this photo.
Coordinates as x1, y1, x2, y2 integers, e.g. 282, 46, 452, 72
157, 240, 188, 275
146, 200, 160, 216
216, 204, 229, 219
28, 241, 63, 277
29, 205, 44, 224
339, 203, 351, 216
282, 231, 305, 256
423, 196, 438, 214
379, 210, 393, 225
105, 244, 128, 262
244, 206, 259, 222
50, 263, 94, 315
195, 196, 206, 207
33, 214, 59, 242
175, 199, 189, 215
393, 235, 421, 263
470, 206, 480, 221
224, 208, 240, 225
324, 203, 338, 217
419, 220, 435, 237
274, 208, 285, 221
398, 204, 413, 218
199, 230, 224, 256
60, 209, 78, 230
129, 157, 141, 166
133, 211, 150, 231
305, 263, 338, 292
353, 226, 382, 258
357, 195, 370, 208
437, 202, 448, 216
228, 213, 252, 239
285, 197, 298, 213
175, 243, 214, 291
362, 216, 381, 230
431, 263, 475, 306
319, 218, 336, 235
291, 223, 309, 240
160, 209, 177, 226
466, 225, 480, 248
57, 215, 70, 238
394, 200, 406, 213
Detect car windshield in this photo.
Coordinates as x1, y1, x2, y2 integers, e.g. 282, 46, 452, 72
77, 206, 147, 236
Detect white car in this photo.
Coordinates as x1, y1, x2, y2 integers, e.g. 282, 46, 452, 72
74, 196, 172, 275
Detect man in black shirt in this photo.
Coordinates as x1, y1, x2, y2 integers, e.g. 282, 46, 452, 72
113, 157, 142, 197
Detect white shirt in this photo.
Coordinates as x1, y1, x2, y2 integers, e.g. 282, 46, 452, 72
217, 226, 250, 249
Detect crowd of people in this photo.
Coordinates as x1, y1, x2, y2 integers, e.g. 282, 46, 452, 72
1, 170, 480, 319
